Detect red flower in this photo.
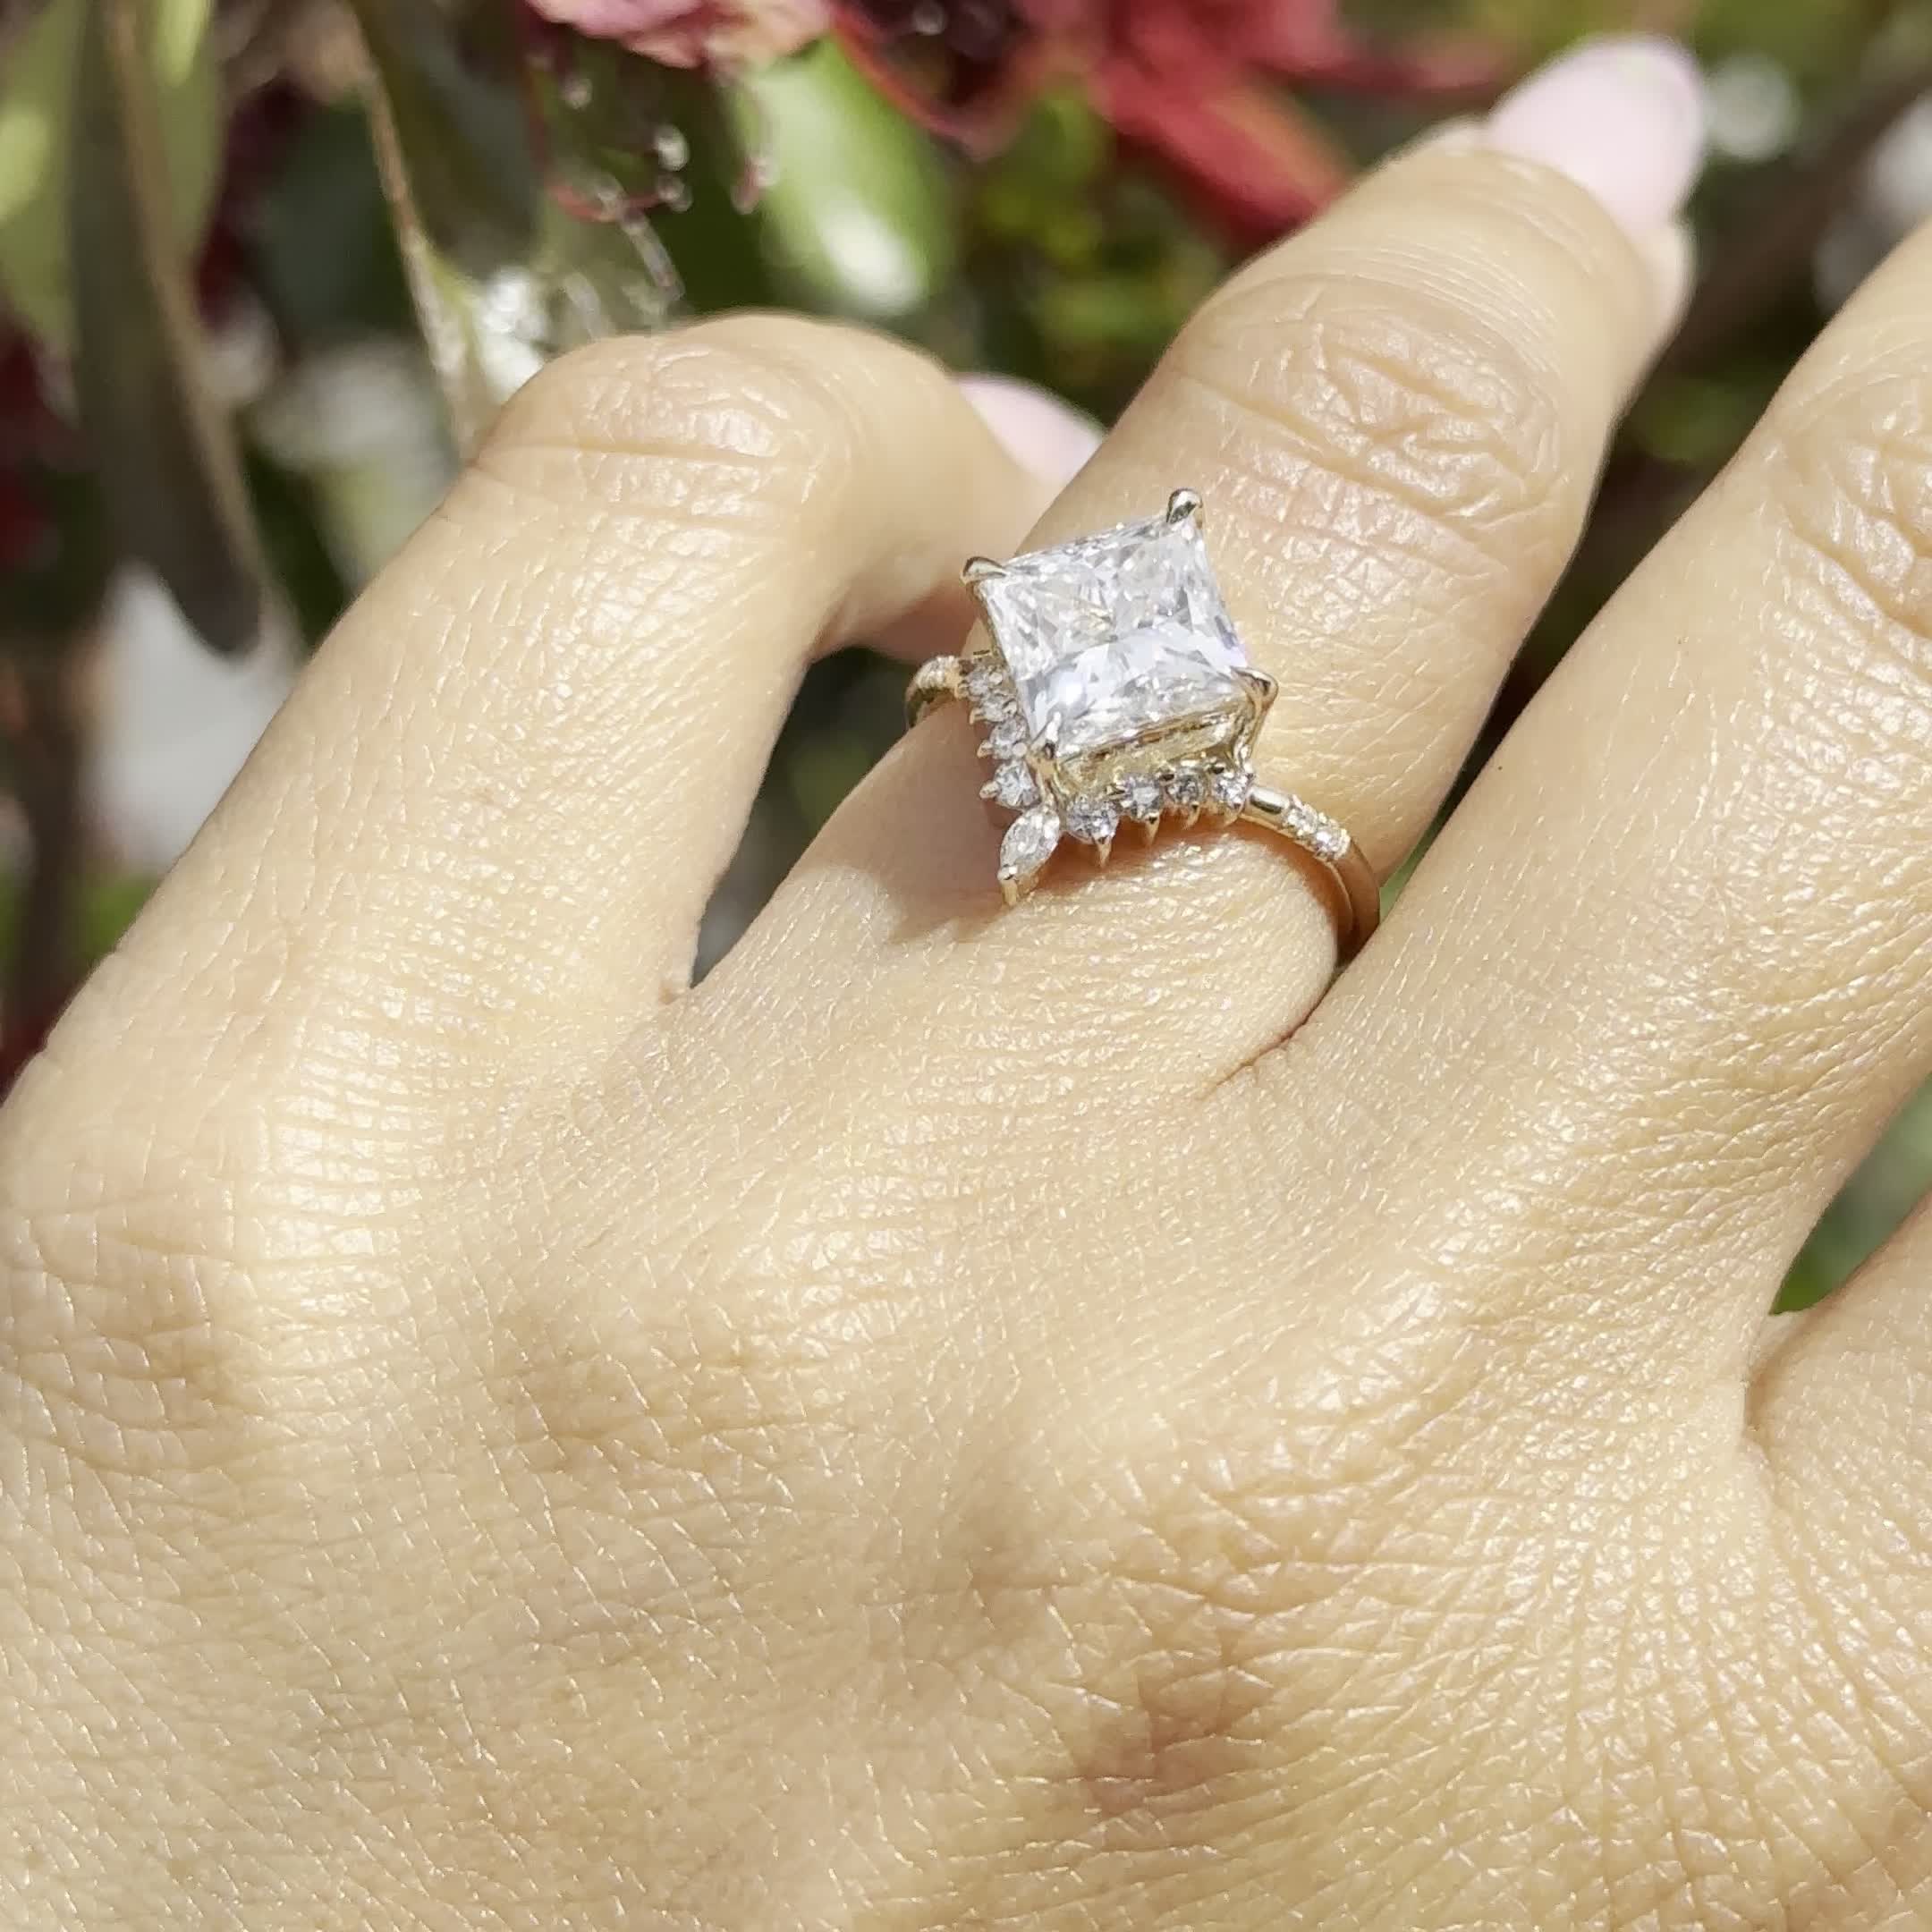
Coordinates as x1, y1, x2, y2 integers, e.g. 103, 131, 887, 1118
526, 0, 831, 67
837, 0, 1501, 240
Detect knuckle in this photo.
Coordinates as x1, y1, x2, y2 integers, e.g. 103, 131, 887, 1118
1758, 370, 1932, 699
0, 1097, 270, 1490
475, 315, 877, 536
987, 1344, 1489, 1840
1165, 274, 1571, 578
485, 1270, 841, 1499
0, 988, 400, 1499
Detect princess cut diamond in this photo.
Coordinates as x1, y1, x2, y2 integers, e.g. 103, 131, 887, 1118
978, 513, 1248, 760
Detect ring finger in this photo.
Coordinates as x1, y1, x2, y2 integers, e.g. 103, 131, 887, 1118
725, 37, 1707, 1089
1292, 199, 1932, 1384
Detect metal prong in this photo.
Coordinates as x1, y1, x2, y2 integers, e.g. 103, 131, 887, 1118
962, 555, 1007, 587
1162, 768, 1205, 828
1165, 487, 1203, 526
1203, 766, 1243, 824
998, 868, 1030, 907
1239, 665, 1278, 719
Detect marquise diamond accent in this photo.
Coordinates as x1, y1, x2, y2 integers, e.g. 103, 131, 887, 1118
999, 804, 1063, 897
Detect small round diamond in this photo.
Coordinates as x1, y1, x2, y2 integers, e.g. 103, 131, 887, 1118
1118, 774, 1162, 825
983, 717, 1027, 760
1063, 795, 1120, 846
963, 660, 1008, 704
982, 761, 1039, 810
1164, 765, 1207, 813
972, 688, 1017, 724
1209, 764, 1251, 816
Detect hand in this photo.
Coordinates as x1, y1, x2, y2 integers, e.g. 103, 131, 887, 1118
8, 37, 1932, 1928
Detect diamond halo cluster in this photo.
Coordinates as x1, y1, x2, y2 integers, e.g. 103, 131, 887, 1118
927, 489, 1277, 902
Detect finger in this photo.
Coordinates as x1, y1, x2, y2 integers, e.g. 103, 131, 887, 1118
735, 38, 1707, 1090
1751, 1191, 1932, 1551
876, 376, 1104, 663
42, 319, 1080, 1109
1292, 208, 1932, 1382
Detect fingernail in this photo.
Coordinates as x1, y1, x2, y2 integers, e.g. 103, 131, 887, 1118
1484, 35, 1707, 239
958, 375, 1104, 492
1637, 220, 1695, 334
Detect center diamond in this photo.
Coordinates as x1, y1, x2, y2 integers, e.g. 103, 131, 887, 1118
979, 512, 1249, 762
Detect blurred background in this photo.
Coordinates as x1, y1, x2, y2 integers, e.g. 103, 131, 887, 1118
2, 0, 1929, 1304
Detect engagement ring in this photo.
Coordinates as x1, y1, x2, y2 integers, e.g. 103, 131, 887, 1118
905, 490, 1380, 957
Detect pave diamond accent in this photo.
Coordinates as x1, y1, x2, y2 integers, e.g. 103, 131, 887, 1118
1209, 764, 1251, 817
981, 717, 1027, 761
1280, 798, 1349, 862
1118, 774, 1162, 826
981, 761, 1039, 810
963, 659, 1005, 703
1164, 764, 1207, 814
1063, 795, 1120, 847
978, 513, 1248, 760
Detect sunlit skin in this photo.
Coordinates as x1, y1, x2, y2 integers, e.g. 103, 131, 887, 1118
8, 114, 1932, 1931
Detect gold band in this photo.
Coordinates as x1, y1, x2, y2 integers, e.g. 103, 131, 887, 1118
1240, 784, 1379, 961
905, 660, 964, 733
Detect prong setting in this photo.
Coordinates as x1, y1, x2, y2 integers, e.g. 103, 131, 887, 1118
911, 491, 1291, 902
1063, 795, 1120, 861
1163, 764, 1208, 826
1118, 774, 1163, 839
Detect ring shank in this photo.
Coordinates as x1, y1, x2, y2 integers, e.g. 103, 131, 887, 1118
1241, 784, 1380, 961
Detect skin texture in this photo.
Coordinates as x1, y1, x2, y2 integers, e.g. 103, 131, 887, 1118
6, 129, 1932, 1929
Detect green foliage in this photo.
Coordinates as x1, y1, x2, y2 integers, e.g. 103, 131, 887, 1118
966, 96, 1226, 413
68, 0, 264, 653
0, 0, 223, 350
245, 106, 415, 344
0, 866, 150, 970
740, 39, 958, 320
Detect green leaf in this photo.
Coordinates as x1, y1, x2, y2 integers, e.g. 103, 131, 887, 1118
740, 39, 956, 321
530, 43, 760, 316
69, 0, 264, 652
0, 0, 222, 351
350, 1, 684, 453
